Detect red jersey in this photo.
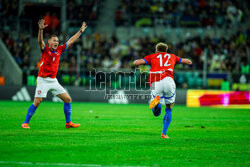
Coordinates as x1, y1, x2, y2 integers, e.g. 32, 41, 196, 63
38, 43, 67, 78
144, 52, 182, 85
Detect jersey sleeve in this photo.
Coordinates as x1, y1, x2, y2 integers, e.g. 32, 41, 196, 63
58, 43, 67, 53
143, 54, 153, 65
175, 55, 182, 64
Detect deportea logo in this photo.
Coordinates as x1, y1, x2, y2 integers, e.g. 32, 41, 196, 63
85, 68, 160, 100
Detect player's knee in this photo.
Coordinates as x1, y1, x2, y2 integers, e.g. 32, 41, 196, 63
64, 96, 71, 103
33, 98, 42, 107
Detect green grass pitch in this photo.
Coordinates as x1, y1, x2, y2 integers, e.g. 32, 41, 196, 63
0, 101, 249, 167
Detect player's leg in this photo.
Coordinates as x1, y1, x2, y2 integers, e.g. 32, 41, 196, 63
56, 92, 80, 128
56, 92, 72, 123
150, 81, 163, 116
52, 80, 80, 128
161, 77, 176, 138
21, 97, 43, 129
21, 77, 48, 129
161, 103, 174, 139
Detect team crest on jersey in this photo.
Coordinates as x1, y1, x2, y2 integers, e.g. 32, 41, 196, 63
37, 90, 41, 95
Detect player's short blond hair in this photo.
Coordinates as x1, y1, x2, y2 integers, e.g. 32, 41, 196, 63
156, 43, 168, 52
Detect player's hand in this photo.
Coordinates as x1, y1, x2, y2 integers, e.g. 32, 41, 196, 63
80, 22, 87, 33
38, 19, 48, 30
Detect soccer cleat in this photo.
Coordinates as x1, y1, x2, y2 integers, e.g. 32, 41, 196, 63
149, 96, 161, 109
21, 123, 30, 129
65, 121, 80, 129
161, 133, 170, 139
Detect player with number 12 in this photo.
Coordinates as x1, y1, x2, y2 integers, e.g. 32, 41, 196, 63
134, 43, 192, 138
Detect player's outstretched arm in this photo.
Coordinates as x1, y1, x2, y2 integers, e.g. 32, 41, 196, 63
66, 22, 87, 49
134, 59, 146, 66
180, 58, 192, 65
38, 19, 48, 50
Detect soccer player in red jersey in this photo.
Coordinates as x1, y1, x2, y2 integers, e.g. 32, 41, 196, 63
134, 43, 192, 138
21, 19, 87, 129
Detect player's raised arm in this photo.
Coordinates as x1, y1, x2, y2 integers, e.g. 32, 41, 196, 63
134, 59, 146, 66
38, 19, 48, 50
66, 22, 87, 49
180, 58, 192, 65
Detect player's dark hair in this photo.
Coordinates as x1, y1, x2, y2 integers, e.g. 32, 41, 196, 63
156, 43, 168, 52
49, 34, 58, 39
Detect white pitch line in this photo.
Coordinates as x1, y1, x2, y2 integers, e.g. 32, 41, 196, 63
0, 161, 149, 167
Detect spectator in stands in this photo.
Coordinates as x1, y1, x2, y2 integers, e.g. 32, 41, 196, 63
227, 3, 243, 27
0, 0, 18, 18
115, 6, 124, 26
0, 72, 5, 86
116, 0, 248, 28
51, 13, 60, 33
102, 56, 113, 69
210, 56, 221, 72
2, 26, 248, 76
241, 58, 249, 74
69, 56, 77, 74
0, 29, 31, 69
43, 12, 52, 31
66, 0, 100, 21
90, 1, 98, 20
1, 0, 249, 87
14, 50, 22, 66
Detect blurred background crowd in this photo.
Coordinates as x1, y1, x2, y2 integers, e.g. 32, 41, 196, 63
0, 0, 249, 88
115, 0, 247, 28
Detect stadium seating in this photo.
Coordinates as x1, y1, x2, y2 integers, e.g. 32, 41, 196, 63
67, 0, 100, 21
0, 75, 5, 86
115, 0, 247, 28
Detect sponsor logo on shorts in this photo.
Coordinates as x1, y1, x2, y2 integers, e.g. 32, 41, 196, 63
38, 90, 41, 95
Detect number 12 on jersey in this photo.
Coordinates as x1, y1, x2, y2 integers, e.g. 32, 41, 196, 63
157, 54, 171, 67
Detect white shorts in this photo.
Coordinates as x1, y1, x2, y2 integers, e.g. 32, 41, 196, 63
151, 77, 176, 105
35, 77, 66, 98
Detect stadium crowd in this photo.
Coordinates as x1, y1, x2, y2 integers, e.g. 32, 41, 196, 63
0, 0, 100, 20
61, 27, 249, 75
67, 0, 100, 21
0, 27, 249, 75
0, 0, 101, 72
115, 0, 248, 27
0, 0, 18, 18
0, 0, 249, 78
0, 30, 31, 69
